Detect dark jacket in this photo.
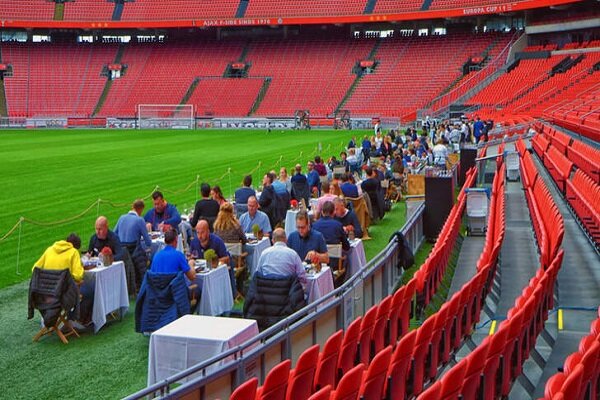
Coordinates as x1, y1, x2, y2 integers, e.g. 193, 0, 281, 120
28, 268, 80, 327
135, 271, 190, 333
259, 185, 281, 229
243, 272, 307, 331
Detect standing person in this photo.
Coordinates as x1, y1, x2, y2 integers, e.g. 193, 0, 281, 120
87, 216, 124, 261
234, 175, 256, 205
115, 200, 152, 292
144, 191, 181, 232
433, 139, 449, 169
306, 161, 320, 196
473, 116, 484, 144
361, 166, 384, 221
191, 183, 220, 231
361, 135, 371, 164
348, 136, 357, 149
278, 167, 292, 194
259, 172, 280, 228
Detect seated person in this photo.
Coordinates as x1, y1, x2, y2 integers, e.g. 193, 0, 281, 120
234, 175, 256, 205
214, 202, 247, 245
313, 181, 337, 219
306, 161, 320, 196
144, 191, 181, 232
255, 228, 307, 291
313, 201, 350, 251
340, 173, 360, 198
191, 183, 220, 231
287, 211, 329, 265
361, 166, 385, 221
86, 216, 124, 261
211, 185, 227, 207
239, 196, 272, 237
244, 229, 307, 331
136, 230, 197, 331
189, 220, 234, 297
333, 197, 363, 239
32, 233, 91, 328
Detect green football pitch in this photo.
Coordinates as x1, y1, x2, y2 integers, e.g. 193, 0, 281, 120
0, 128, 408, 399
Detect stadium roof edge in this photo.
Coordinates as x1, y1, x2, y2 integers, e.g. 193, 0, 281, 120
0, 0, 583, 30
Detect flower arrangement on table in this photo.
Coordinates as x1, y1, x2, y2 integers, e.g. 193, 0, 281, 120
290, 199, 298, 210
252, 223, 263, 240
100, 246, 113, 267
203, 249, 218, 269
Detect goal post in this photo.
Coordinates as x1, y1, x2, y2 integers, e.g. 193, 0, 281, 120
136, 104, 195, 129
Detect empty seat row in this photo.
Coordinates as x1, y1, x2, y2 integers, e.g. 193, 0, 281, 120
543, 145, 574, 194
541, 310, 600, 400
566, 169, 600, 246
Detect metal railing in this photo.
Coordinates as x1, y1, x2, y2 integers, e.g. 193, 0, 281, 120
125, 202, 426, 400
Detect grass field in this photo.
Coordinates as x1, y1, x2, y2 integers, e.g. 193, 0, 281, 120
0, 128, 368, 289
0, 128, 411, 399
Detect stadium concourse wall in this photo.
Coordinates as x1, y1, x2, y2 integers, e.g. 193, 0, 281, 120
0, 116, 380, 130
0, 0, 581, 29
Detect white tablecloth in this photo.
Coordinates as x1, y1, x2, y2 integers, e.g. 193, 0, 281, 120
151, 234, 184, 256
306, 266, 334, 303
84, 261, 129, 333
284, 209, 314, 238
148, 315, 259, 385
244, 237, 271, 276
193, 265, 234, 316
348, 239, 367, 278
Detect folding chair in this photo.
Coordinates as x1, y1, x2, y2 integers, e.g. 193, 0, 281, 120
225, 241, 249, 300
29, 268, 80, 345
327, 244, 346, 282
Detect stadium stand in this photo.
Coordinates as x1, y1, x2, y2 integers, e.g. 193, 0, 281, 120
63, 0, 115, 22
244, 0, 367, 18
246, 36, 375, 117
0, 0, 55, 21
188, 78, 264, 117
371, 0, 424, 14
2, 43, 118, 118
120, 0, 240, 21
343, 31, 501, 121
98, 40, 245, 117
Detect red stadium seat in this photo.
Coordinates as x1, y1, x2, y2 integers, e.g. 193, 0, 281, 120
330, 363, 365, 400
338, 317, 362, 381
307, 385, 332, 400
286, 344, 320, 400
231, 377, 258, 400
257, 359, 292, 400
314, 330, 343, 392
357, 305, 378, 365
385, 329, 417, 400
358, 346, 393, 400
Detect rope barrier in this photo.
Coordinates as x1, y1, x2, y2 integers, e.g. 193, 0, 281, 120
0, 143, 336, 243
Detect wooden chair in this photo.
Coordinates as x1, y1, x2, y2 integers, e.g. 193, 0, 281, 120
327, 244, 346, 283
29, 268, 80, 344
225, 242, 249, 301
346, 196, 371, 239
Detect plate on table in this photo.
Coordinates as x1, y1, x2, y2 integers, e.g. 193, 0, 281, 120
150, 232, 162, 240
194, 259, 208, 273
82, 257, 99, 269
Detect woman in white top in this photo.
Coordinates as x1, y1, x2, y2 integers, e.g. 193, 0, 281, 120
432, 139, 449, 169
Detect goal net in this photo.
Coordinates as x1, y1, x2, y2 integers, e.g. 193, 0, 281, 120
136, 104, 195, 129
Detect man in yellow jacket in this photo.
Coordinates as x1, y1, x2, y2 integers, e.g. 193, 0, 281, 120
33, 233, 84, 282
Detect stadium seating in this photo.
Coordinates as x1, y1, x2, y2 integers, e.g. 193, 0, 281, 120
540, 312, 600, 400
64, 0, 115, 21
244, 0, 367, 18
120, 0, 239, 21
246, 37, 374, 118
543, 145, 573, 194
372, 0, 423, 14
97, 40, 245, 117
429, 0, 519, 10
188, 78, 264, 117
344, 32, 500, 121
0, 0, 55, 21
2, 42, 118, 118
